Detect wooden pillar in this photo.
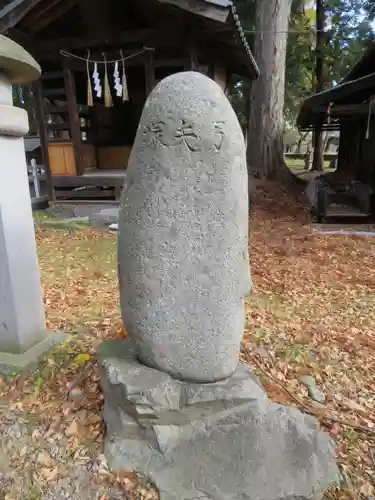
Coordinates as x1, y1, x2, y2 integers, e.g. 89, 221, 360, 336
32, 80, 55, 202
245, 83, 251, 148
188, 43, 199, 71
62, 58, 83, 176
145, 50, 156, 97
312, 123, 324, 172
183, 23, 198, 72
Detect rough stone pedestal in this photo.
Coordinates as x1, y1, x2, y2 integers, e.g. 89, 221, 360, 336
99, 340, 340, 500
0, 36, 66, 375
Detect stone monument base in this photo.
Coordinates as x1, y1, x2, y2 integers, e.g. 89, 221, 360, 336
0, 331, 68, 376
98, 340, 340, 500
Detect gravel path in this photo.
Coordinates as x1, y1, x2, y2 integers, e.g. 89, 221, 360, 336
0, 410, 125, 500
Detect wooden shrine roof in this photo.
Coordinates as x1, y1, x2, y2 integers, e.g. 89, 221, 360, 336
0, 0, 259, 79
297, 42, 375, 131
297, 73, 375, 131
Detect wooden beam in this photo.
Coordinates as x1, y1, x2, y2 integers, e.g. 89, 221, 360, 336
47, 122, 70, 131
41, 70, 64, 80
62, 58, 84, 176
155, 57, 187, 68
44, 103, 92, 117
77, 0, 110, 36
145, 50, 156, 96
45, 55, 185, 74
43, 88, 66, 98
30, 0, 76, 33
55, 188, 115, 199
26, 0, 62, 24
52, 174, 124, 187
44, 106, 68, 117
314, 103, 375, 116
32, 79, 55, 202
207, 60, 214, 79
187, 40, 199, 71
0, 0, 43, 33
32, 29, 177, 54
184, 20, 198, 71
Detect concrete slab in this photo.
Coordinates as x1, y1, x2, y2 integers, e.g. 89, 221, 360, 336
90, 207, 120, 225
0, 331, 69, 377
317, 230, 375, 237
41, 216, 90, 225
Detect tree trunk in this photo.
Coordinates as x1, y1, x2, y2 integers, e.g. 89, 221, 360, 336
311, 0, 325, 172
311, 127, 324, 171
297, 132, 308, 153
247, 0, 292, 180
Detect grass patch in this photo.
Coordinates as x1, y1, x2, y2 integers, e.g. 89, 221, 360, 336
33, 210, 57, 222
36, 229, 118, 330
286, 158, 335, 170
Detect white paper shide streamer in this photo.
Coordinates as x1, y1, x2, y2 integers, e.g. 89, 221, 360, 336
60, 47, 153, 104
113, 61, 123, 97
93, 62, 102, 99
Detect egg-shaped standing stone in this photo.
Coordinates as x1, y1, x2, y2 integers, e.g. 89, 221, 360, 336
118, 71, 251, 383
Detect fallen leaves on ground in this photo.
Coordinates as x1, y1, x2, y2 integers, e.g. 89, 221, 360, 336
245, 179, 375, 498
0, 179, 374, 499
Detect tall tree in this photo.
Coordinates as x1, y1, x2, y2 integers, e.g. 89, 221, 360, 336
247, 0, 293, 179
311, 0, 325, 171
285, 0, 315, 123
324, 0, 375, 83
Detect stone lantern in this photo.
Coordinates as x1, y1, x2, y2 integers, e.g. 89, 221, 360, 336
0, 35, 65, 374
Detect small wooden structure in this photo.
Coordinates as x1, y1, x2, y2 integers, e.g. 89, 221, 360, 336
0, 0, 259, 200
297, 47, 375, 221
298, 50, 375, 183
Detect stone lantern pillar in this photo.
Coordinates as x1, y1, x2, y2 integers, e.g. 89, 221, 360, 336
0, 35, 66, 374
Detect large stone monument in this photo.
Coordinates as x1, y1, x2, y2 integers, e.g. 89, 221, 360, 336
118, 70, 251, 383
99, 72, 339, 499
0, 36, 66, 374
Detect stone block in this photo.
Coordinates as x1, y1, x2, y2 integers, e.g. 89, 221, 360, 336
90, 208, 120, 225
99, 340, 340, 500
0, 331, 68, 377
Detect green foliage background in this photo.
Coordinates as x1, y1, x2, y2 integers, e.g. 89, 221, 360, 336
228, 0, 375, 133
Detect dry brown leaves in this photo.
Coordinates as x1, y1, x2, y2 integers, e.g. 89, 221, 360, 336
0, 182, 374, 499
246, 179, 375, 498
